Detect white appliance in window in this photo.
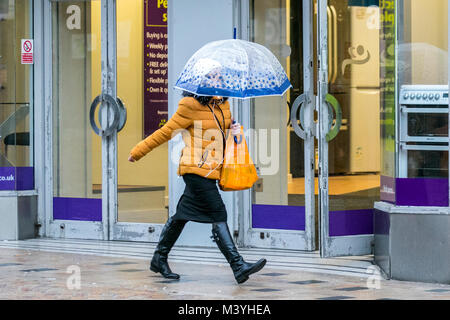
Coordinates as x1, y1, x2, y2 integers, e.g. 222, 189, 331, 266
398, 85, 449, 178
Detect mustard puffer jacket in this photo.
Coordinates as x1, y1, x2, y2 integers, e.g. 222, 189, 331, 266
130, 97, 232, 180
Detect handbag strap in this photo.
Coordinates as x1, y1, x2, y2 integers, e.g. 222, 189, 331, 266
206, 102, 226, 148
201, 102, 227, 178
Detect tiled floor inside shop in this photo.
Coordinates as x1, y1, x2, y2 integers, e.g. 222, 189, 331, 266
0, 238, 449, 300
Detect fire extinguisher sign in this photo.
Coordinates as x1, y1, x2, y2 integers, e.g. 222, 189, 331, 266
21, 39, 34, 64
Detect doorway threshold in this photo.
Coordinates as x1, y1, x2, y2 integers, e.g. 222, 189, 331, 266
0, 238, 375, 278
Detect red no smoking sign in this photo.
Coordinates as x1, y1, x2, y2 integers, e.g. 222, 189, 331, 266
21, 39, 34, 64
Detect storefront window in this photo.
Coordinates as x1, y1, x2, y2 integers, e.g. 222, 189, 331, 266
0, 0, 34, 191
399, 0, 448, 185
398, 0, 448, 86
380, 0, 449, 206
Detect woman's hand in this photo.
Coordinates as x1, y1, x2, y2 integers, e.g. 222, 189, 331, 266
230, 118, 240, 136
128, 155, 136, 162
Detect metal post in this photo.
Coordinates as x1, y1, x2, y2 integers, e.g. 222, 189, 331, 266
448, 0, 450, 208
233, 0, 251, 246
101, 0, 118, 240
317, 0, 330, 257
303, 0, 315, 251
37, 0, 49, 237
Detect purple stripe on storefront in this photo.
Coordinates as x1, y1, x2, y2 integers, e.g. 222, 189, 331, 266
252, 204, 305, 231
16, 167, 34, 190
53, 197, 102, 222
395, 178, 449, 207
329, 209, 373, 237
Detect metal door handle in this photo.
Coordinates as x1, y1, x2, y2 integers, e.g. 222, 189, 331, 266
116, 96, 127, 133
324, 93, 342, 142
327, 6, 333, 83
89, 93, 120, 137
330, 5, 338, 84
327, 5, 338, 84
290, 93, 308, 140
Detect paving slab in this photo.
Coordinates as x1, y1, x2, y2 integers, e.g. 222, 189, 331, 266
0, 243, 449, 300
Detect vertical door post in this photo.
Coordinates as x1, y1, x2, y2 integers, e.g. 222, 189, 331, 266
317, 0, 330, 257
303, 0, 316, 251
101, 0, 118, 240
448, 0, 450, 207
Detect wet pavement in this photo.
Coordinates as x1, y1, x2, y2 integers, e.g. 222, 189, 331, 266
0, 240, 449, 300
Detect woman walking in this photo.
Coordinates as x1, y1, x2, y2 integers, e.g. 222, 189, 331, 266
128, 92, 266, 284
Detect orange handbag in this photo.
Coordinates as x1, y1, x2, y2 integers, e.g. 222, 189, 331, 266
219, 126, 259, 191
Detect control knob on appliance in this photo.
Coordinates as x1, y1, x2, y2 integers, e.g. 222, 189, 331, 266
410, 93, 415, 99
435, 93, 440, 100
404, 93, 409, 99
429, 93, 434, 100
422, 93, 428, 99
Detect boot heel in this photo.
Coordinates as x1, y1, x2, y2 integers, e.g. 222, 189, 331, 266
150, 264, 159, 273
150, 258, 160, 273
236, 274, 249, 284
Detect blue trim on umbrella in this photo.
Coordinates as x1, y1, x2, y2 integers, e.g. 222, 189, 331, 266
174, 78, 292, 99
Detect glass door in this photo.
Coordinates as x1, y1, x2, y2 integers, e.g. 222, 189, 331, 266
109, 0, 168, 241
317, 0, 379, 257
244, 0, 316, 251
49, 0, 108, 239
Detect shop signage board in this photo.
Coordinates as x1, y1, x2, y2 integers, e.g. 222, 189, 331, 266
143, 0, 168, 137
21, 39, 33, 64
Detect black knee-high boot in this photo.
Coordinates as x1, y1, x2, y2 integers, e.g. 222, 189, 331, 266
212, 222, 266, 284
150, 217, 187, 279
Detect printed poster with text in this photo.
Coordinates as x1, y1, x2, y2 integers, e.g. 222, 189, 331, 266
144, 0, 168, 138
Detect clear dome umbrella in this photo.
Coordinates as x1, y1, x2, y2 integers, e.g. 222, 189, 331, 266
174, 39, 291, 99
